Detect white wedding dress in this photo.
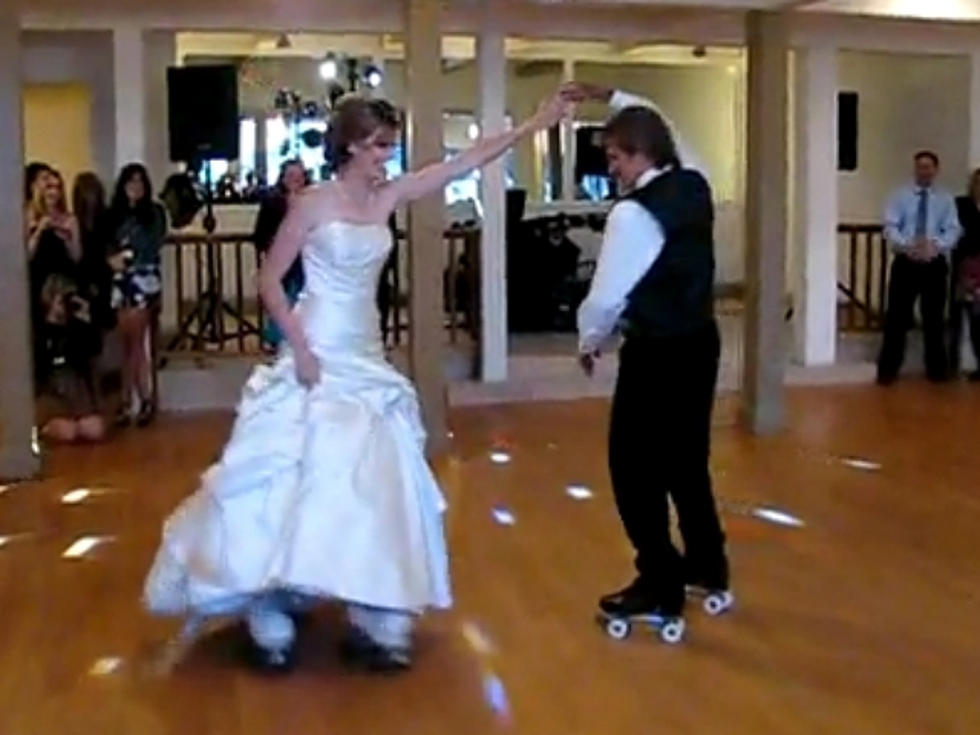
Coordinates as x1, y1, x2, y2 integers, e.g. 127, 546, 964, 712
144, 221, 452, 631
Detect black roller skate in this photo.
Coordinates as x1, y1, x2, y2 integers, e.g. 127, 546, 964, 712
684, 576, 735, 616
595, 581, 685, 645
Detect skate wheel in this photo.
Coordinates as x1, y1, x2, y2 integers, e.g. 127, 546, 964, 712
660, 620, 685, 645
605, 617, 631, 640
703, 591, 734, 616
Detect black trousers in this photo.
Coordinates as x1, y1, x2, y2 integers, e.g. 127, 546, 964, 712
948, 300, 980, 374
877, 256, 948, 381
608, 321, 728, 611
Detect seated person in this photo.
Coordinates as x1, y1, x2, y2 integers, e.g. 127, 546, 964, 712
36, 274, 106, 443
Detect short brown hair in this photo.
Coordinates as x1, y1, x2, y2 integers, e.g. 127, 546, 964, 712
330, 95, 400, 168
603, 106, 681, 169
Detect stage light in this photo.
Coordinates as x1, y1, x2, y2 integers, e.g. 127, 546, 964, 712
319, 54, 338, 81
363, 64, 384, 89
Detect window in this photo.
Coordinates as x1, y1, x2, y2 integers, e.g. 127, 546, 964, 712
266, 117, 327, 183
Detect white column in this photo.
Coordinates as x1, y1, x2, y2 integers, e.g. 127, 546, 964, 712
743, 10, 789, 434
405, 0, 448, 455
970, 52, 980, 167
477, 7, 508, 381
792, 45, 838, 366
113, 26, 147, 170
0, 7, 39, 479
144, 31, 177, 188
560, 58, 577, 202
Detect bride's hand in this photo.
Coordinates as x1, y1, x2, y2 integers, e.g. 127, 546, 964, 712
528, 92, 574, 132
294, 346, 321, 388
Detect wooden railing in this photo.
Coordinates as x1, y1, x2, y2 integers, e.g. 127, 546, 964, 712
158, 226, 481, 356
837, 223, 889, 331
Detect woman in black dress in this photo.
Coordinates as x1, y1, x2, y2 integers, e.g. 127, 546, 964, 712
72, 172, 116, 339
950, 168, 980, 380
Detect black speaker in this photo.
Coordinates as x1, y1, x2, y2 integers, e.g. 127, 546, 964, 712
167, 65, 240, 163
837, 91, 858, 172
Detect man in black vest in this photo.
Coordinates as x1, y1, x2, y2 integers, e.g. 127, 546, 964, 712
565, 83, 731, 632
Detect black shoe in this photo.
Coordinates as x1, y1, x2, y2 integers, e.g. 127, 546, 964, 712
114, 407, 131, 428
927, 372, 949, 384
876, 373, 896, 386
599, 579, 682, 618
969, 371, 980, 382
339, 628, 411, 674
136, 399, 155, 427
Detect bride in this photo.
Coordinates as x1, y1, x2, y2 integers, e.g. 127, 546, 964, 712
144, 89, 572, 673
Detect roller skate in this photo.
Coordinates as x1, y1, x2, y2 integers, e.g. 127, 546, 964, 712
685, 579, 735, 616
684, 559, 735, 617
595, 582, 686, 645
339, 627, 412, 674
244, 605, 297, 674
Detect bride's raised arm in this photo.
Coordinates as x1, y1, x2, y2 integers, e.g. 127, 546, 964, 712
384, 91, 572, 207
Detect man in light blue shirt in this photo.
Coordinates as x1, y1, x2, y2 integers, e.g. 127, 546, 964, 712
877, 150, 961, 384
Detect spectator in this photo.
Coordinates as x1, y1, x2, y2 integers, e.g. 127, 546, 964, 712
877, 151, 961, 384
27, 168, 82, 369
24, 161, 52, 206
35, 273, 106, 442
253, 159, 307, 351
72, 172, 115, 336
108, 163, 167, 427
950, 167, 980, 380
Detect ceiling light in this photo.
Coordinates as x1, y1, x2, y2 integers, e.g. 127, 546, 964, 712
319, 54, 338, 81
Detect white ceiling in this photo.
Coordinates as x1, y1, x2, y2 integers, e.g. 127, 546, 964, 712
532, 0, 980, 16
530, 0, 980, 18
805, 0, 980, 20
177, 32, 745, 67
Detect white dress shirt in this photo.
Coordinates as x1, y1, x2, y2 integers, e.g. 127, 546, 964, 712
577, 166, 668, 354
575, 89, 703, 355
883, 184, 961, 253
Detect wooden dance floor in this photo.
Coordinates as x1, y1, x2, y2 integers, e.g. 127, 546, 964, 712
1, 383, 978, 733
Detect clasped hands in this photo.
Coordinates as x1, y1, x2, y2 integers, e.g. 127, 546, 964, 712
908, 236, 940, 262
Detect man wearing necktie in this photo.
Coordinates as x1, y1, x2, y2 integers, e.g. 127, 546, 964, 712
564, 82, 731, 637
878, 150, 962, 384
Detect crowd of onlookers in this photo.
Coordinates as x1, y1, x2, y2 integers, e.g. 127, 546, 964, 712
25, 161, 167, 444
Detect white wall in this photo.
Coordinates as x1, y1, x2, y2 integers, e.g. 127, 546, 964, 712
22, 31, 115, 186
837, 50, 971, 222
